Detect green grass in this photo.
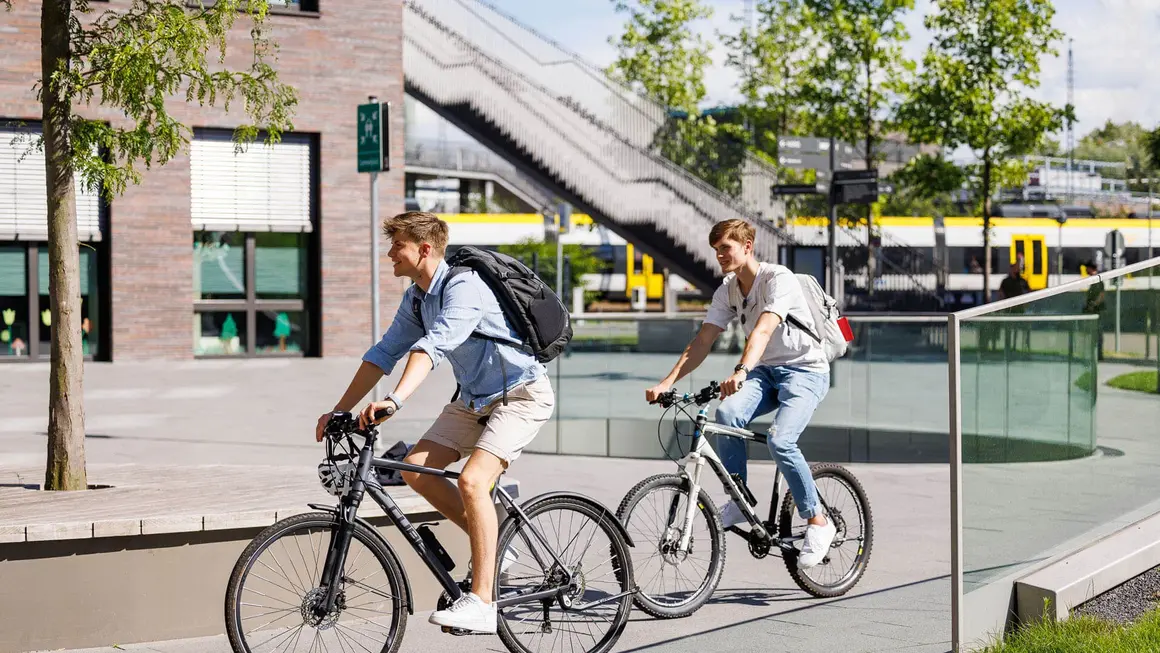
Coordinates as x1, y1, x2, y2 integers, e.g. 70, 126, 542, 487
979, 609, 1160, 653
1106, 370, 1160, 394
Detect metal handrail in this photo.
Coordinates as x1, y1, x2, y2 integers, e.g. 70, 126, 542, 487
403, 0, 793, 262
452, 0, 789, 208
955, 256, 1160, 320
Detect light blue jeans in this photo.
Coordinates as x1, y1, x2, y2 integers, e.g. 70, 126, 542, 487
713, 364, 830, 519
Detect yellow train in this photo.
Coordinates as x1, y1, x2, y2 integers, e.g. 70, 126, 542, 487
440, 213, 1160, 300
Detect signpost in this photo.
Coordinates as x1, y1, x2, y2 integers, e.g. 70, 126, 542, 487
359, 97, 389, 400
1105, 229, 1125, 352
771, 136, 883, 299
832, 169, 879, 205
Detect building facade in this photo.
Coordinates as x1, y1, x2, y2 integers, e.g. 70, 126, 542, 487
0, 0, 406, 362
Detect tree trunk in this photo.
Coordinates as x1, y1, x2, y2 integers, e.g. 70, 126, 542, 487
42, 0, 87, 491
982, 150, 993, 304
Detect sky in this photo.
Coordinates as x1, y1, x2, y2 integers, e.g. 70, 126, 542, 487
411, 0, 1160, 155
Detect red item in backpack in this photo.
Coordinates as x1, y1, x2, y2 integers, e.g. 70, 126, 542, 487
837, 316, 854, 342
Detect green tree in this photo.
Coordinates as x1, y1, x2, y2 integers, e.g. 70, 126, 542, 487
721, 0, 811, 157
897, 0, 1069, 301
794, 0, 914, 287
798, 0, 915, 168
1071, 121, 1153, 191
605, 0, 746, 193
881, 152, 965, 215
606, 0, 712, 113
5, 0, 297, 490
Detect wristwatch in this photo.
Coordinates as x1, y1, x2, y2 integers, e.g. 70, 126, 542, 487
384, 393, 404, 411
734, 364, 750, 375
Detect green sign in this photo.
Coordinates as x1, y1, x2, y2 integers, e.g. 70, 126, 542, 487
357, 102, 388, 173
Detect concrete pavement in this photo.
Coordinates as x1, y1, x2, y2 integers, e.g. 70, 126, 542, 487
6, 352, 1159, 652
26, 457, 952, 653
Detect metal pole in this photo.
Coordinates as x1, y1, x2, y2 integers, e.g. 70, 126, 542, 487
1148, 181, 1154, 360
947, 314, 964, 653
368, 97, 382, 401
827, 136, 838, 296
1057, 221, 1063, 285
1115, 254, 1122, 353
556, 223, 564, 300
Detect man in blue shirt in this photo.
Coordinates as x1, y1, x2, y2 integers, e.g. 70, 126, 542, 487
315, 211, 554, 634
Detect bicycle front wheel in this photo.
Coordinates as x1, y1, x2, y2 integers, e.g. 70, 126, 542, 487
495, 495, 634, 653
616, 474, 726, 619
225, 511, 409, 653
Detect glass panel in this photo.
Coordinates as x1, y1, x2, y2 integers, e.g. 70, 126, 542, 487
37, 248, 98, 358
255, 309, 307, 355
553, 314, 949, 466
960, 260, 1160, 605
194, 311, 248, 356
255, 232, 307, 299
194, 232, 246, 299
0, 247, 29, 357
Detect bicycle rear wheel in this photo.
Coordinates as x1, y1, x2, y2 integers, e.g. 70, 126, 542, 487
225, 511, 409, 653
495, 495, 634, 653
778, 463, 874, 598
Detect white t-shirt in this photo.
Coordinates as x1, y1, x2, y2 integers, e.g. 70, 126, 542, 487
703, 262, 829, 372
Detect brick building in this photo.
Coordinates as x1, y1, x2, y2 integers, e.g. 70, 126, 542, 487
0, 0, 407, 362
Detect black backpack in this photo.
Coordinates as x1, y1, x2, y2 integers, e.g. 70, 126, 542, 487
412, 246, 573, 404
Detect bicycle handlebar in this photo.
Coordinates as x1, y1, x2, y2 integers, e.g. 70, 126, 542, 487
323, 406, 396, 440
649, 381, 722, 408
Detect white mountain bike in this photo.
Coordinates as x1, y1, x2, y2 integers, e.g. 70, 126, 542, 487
616, 381, 873, 619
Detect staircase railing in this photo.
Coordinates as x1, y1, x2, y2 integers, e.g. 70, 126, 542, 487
403, 0, 793, 276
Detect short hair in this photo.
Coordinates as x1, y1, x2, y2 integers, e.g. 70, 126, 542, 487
709, 219, 755, 247
382, 211, 449, 255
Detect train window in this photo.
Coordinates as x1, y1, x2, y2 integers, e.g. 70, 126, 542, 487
1031, 241, 1042, 275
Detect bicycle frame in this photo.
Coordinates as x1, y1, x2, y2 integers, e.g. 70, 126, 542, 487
314, 424, 624, 616
669, 401, 827, 555
673, 403, 777, 548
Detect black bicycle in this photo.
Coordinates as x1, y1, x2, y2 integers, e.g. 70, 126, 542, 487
224, 406, 637, 653
616, 381, 873, 619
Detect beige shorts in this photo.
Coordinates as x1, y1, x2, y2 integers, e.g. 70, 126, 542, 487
420, 374, 554, 465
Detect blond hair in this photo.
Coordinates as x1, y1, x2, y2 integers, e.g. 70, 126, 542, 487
382, 211, 450, 255
709, 219, 755, 247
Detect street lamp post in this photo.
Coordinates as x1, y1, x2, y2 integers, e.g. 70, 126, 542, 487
1055, 215, 1067, 286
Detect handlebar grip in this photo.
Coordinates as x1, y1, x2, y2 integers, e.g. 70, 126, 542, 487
374, 406, 396, 421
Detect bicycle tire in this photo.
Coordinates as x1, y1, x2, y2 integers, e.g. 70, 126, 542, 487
225, 511, 409, 653
778, 463, 874, 598
495, 495, 634, 653
616, 473, 726, 619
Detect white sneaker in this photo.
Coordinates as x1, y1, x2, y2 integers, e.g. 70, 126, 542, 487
717, 500, 747, 529
798, 521, 837, 568
429, 591, 497, 633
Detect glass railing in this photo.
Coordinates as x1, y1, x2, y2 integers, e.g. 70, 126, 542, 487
951, 257, 1160, 651
533, 313, 954, 464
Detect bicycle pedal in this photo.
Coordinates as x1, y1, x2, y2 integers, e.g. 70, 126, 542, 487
441, 626, 487, 637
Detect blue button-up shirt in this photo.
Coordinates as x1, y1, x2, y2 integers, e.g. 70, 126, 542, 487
363, 259, 546, 411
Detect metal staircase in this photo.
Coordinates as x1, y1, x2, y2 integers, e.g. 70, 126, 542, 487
402, 0, 793, 294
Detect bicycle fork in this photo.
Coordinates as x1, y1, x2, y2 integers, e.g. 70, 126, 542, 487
676, 456, 706, 551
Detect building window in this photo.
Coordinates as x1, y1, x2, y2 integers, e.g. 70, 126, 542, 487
193, 231, 312, 357
0, 243, 102, 360
190, 129, 317, 358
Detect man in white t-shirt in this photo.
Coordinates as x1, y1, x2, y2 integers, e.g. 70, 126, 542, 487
645, 219, 835, 568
